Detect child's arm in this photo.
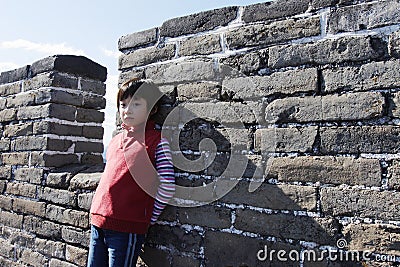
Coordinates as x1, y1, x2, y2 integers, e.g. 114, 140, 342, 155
150, 138, 175, 225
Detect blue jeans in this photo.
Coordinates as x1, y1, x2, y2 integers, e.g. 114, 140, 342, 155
87, 225, 146, 267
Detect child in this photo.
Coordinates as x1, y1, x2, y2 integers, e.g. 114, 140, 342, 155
87, 79, 175, 267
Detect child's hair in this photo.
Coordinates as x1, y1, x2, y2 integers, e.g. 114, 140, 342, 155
117, 78, 163, 119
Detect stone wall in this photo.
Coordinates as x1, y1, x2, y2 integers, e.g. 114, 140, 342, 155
118, 0, 400, 266
0, 55, 107, 267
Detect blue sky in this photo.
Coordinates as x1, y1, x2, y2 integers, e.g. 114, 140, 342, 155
0, 0, 267, 146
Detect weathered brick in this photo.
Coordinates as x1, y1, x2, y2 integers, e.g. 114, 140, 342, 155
390, 30, 400, 58
146, 225, 202, 253
220, 49, 268, 75
69, 172, 101, 190
2, 227, 35, 247
178, 205, 231, 228
0, 237, 15, 258
177, 82, 219, 102
66, 245, 87, 267
74, 141, 103, 153
221, 181, 317, 211
0, 210, 23, 229
34, 88, 83, 106
33, 121, 82, 136
13, 198, 46, 217
0, 257, 25, 267
61, 226, 90, 247
235, 209, 339, 244
6, 182, 37, 198
0, 82, 21, 96
46, 204, 88, 228
270, 156, 381, 186
222, 68, 318, 100
204, 231, 301, 267
265, 91, 384, 123
226, 17, 320, 50
140, 246, 171, 267
46, 172, 71, 188
11, 136, 72, 152
119, 44, 175, 69
118, 27, 158, 50
81, 154, 104, 165
0, 181, 5, 193
17, 103, 76, 121
1, 152, 30, 165
77, 193, 93, 210
0, 108, 17, 122
76, 108, 104, 123
6, 91, 35, 108
30, 152, 79, 167
4, 122, 33, 137
180, 34, 221, 56
82, 126, 104, 139
388, 159, 400, 190
242, 0, 310, 23
118, 69, 145, 87
19, 248, 48, 267
79, 77, 106, 96
0, 166, 12, 180
320, 126, 400, 154
310, 0, 339, 10
35, 238, 65, 258
390, 91, 400, 118
82, 93, 106, 109
49, 258, 79, 267
39, 187, 75, 206
24, 72, 75, 91
0, 138, 10, 151
160, 6, 238, 37
0, 98, 6, 110
343, 223, 400, 256
268, 36, 388, 69
30, 55, 107, 82
321, 187, 400, 220
328, 0, 400, 34
173, 255, 201, 267
0, 65, 29, 84
255, 127, 318, 153
0, 195, 13, 210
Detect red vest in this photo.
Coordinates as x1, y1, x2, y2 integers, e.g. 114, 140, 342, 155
90, 120, 161, 234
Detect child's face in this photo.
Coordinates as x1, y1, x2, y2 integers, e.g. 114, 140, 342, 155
119, 95, 148, 127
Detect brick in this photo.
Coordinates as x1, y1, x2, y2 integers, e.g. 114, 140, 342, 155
0, 238, 15, 258
0, 82, 21, 96
30, 152, 79, 167
173, 255, 201, 267
388, 159, 400, 190
76, 108, 104, 123
140, 246, 171, 267
321, 187, 400, 220
46, 204, 88, 228
0, 195, 13, 210
49, 258, 79, 267
390, 91, 400, 118
222, 68, 318, 100
11, 136, 72, 152
265, 91, 384, 123
180, 34, 221, 56
242, 0, 309, 23
2, 227, 35, 247
118, 44, 175, 69
19, 248, 48, 267
0, 108, 17, 122
220, 49, 268, 75
1, 152, 30, 165
178, 205, 231, 228
61, 226, 90, 247
6, 91, 35, 108
77, 193, 93, 210
227, 17, 320, 50
79, 77, 106, 96
66, 245, 87, 267
33, 121, 82, 136
39, 187, 75, 206
0, 257, 25, 267
81, 154, 104, 165
118, 27, 158, 50
34, 88, 83, 106
160, 6, 238, 37
35, 238, 65, 258
4, 122, 33, 137
6, 182, 37, 198
24, 72, 75, 91
13, 198, 46, 217
204, 231, 301, 267
390, 30, 400, 58
0, 166, 12, 180
310, 0, 339, 10
46, 172, 72, 188
17, 103, 76, 121
270, 156, 381, 186
235, 209, 339, 244
0, 138, 10, 151
82, 126, 104, 139
82, 93, 106, 109
221, 181, 317, 211
0, 65, 29, 84
328, 0, 400, 34
118, 69, 145, 87
69, 172, 101, 190
177, 82, 219, 102
323, 60, 400, 93
320, 126, 400, 154
268, 36, 388, 69
255, 127, 318, 153
0, 98, 6, 110
146, 225, 202, 253
0, 210, 23, 229
75, 141, 103, 153
30, 55, 107, 82
343, 223, 400, 256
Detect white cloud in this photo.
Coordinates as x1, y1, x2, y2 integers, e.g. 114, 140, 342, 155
101, 47, 121, 59
0, 39, 85, 56
0, 62, 20, 73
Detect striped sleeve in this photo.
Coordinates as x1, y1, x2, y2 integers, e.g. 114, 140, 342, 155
150, 137, 175, 225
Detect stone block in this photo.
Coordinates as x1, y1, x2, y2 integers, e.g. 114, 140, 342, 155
0, 108, 17, 122
5, 182, 37, 198
178, 205, 231, 228
160, 6, 238, 37
61, 226, 90, 247
255, 127, 318, 153
221, 181, 317, 211
76, 108, 104, 123
34, 88, 83, 106
1, 152, 30, 166
39, 187, 75, 206
17, 103, 76, 121
0, 166, 12, 180
390, 30, 400, 58
265, 92, 384, 123
66, 245, 87, 267
19, 248, 48, 267
0, 82, 21, 96
0, 98, 6, 110
220, 49, 268, 75
46, 172, 72, 188
242, 0, 310, 23
74, 141, 103, 153
235, 209, 340, 245
321, 187, 400, 220
79, 78, 106, 96
268, 36, 388, 69
320, 126, 400, 154
323, 60, 400, 93
328, 0, 400, 34
13, 198, 46, 217
4, 122, 33, 137
35, 238, 65, 258
390, 91, 400, 118
6, 91, 35, 108
226, 17, 320, 50
222, 68, 318, 100
180, 34, 221, 56
140, 246, 171, 267
0, 210, 23, 229
118, 27, 158, 50
0, 65, 29, 84
0, 195, 13, 210
388, 159, 400, 190
177, 82, 219, 102
82, 93, 106, 109
45, 204, 88, 228
118, 69, 145, 87
270, 156, 381, 186
119, 44, 175, 69
77, 193, 93, 210
0, 237, 15, 259
0, 139, 10, 151
82, 126, 104, 139
30, 152, 79, 167
69, 172, 101, 190
33, 121, 82, 136
49, 259, 79, 267
30, 55, 107, 82
173, 255, 201, 267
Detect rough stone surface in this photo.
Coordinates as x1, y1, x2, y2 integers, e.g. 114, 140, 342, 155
180, 34, 221, 56
220, 49, 268, 75
390, 30, 400, 57
388, 159, 400, 190
177, 82, 219, 102
178, 205, 231, 228
0, 65, 29, 84
118, 44, 175, 69
118, 28, 158, 50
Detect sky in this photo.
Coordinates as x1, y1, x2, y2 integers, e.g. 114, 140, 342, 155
0, 0, 267, 148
